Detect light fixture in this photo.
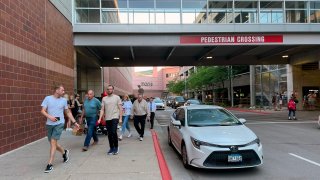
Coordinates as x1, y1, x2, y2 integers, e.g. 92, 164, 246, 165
282, 55, 289, 58
114, 57, 120, 60
206, 56, 213, 59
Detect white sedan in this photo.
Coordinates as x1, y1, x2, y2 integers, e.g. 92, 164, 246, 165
168, 105, 263, 169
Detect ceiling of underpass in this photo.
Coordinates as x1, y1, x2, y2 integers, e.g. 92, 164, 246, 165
76, 45, 319, 67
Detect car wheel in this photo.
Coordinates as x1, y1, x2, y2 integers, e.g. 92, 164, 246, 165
167, 128, 173, 147
181, 143, 191, 169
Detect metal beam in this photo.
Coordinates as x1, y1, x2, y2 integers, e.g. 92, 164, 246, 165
130, 46, 135, 61
165, 47, 176, 61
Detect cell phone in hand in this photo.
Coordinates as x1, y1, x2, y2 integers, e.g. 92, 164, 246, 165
55, 117, 60, 121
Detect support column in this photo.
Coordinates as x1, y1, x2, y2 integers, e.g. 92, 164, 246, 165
73, 50, 77, 93
250, 65, 256, 107
287, 64, 294, 103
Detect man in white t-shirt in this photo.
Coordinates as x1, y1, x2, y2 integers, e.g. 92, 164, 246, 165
98, 85, 123, 155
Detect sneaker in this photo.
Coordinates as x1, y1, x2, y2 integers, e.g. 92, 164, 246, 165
63, 149, 69, 163
44, 164, 53, 173
107, 148, 114, 155
293, 117, 297, 120
118, 135, 123, 141
139, 137, 143, 141
113, 147, 119, 155
288, 117, 291, 120
82, 146, 88, 151
127, 133, 132, 138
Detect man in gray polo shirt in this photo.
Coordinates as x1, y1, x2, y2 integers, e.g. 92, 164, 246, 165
41, 85, 79, 173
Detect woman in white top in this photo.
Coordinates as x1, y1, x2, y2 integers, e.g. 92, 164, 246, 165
119, 94, 133, 140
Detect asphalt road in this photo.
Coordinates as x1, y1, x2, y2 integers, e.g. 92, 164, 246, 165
155, 108, 320, 180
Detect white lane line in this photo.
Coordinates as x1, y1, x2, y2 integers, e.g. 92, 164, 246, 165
246, 121, 316, 125
159, 124, 168, 126
289, 153, 320, 167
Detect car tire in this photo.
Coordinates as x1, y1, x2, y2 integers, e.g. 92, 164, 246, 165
181, 143, 191, 169
167, 128, 173, 147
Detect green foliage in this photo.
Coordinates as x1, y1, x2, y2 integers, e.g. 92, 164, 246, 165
167, 80, 185, 94
188, 66, 229, 89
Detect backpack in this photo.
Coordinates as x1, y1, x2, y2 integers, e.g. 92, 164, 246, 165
288, 100, 296, 110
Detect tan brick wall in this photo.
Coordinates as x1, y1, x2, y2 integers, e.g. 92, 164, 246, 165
0, 0, 74, 154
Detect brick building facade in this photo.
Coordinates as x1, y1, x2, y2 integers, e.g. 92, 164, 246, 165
0, 0, 74, 154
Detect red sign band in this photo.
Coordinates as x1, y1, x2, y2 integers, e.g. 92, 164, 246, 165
180, 35, 283, 44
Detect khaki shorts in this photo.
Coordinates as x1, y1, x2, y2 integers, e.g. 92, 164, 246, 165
46, 123, 64, 141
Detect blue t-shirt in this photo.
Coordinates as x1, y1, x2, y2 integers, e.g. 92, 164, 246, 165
84, 97, 101, 118
41, 95, 68, 125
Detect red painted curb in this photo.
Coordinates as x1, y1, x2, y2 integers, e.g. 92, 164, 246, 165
227, 108, 271, 115
151, 130, 172, 180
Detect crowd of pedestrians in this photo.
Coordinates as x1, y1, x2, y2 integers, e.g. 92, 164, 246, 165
40, 84, 157, 173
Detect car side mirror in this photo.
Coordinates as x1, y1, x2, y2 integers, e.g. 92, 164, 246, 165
172, 120, 181, 128
239, 118, 246, 124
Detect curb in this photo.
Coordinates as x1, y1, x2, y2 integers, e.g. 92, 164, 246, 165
227, 107, 271, 115
151, 130, 172, 180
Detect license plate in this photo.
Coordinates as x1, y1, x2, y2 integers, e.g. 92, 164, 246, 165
228, 154, 242, 162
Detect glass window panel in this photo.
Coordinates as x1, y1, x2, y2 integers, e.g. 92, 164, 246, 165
260, 11, 283, 23
260, 1, 282, 9
76, 9, 100, 23
310, 1, 320, 9
101, 0, 127, 8
133, 10, 151, 24
208, 1, 232, 9
286, 10, 307, 23
102, 10, 128, 23
182, 11, 196, 24
234, 10, 257, 23
129, 0, 154, 8
285, 1, 307, 9
155, 10, 165, 24
235, 1, 257, 9
75, 0, 100, 8
182, 0, 207, 9
310, 10, 320, 23
164, 10, 181, 24
208, 10, 233, 23
156, 0, 181, 9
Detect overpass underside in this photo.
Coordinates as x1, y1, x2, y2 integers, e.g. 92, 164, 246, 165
74, 32, 320, 67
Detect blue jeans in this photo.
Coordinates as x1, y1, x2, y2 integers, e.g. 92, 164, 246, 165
121, 115, 130, 135
288, 110, 296, 117
84, 116, 98, 147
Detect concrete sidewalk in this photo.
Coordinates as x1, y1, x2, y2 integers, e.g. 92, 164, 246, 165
0, 123, 162, 180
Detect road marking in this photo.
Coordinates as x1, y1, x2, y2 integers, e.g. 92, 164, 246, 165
246, 121, 316, 125
159, 124, 168, 127
289, 153, 320, 167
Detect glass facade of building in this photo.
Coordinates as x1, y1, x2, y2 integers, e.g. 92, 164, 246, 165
255, 65, 287, 107
74, 0, 320, 24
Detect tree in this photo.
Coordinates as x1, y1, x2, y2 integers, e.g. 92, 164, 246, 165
167, 80, 184, 94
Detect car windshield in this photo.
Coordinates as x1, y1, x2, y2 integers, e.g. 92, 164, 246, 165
154, 99, 163, 103
176, 97, 184, 101
187, 109, 242, 127
188, 100, 200, 104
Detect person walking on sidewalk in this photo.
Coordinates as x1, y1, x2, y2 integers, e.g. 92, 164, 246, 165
98, 85, 123, 155
149, 97, 156, 129
41, 85, 80, 173
288, 96, 297, 120
131, 94, 150, 141
119, 94, 133, 140
80, 90, 101, 151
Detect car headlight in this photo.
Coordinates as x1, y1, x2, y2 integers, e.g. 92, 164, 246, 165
245, 138, 261, 147
190, 137, 217, 149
